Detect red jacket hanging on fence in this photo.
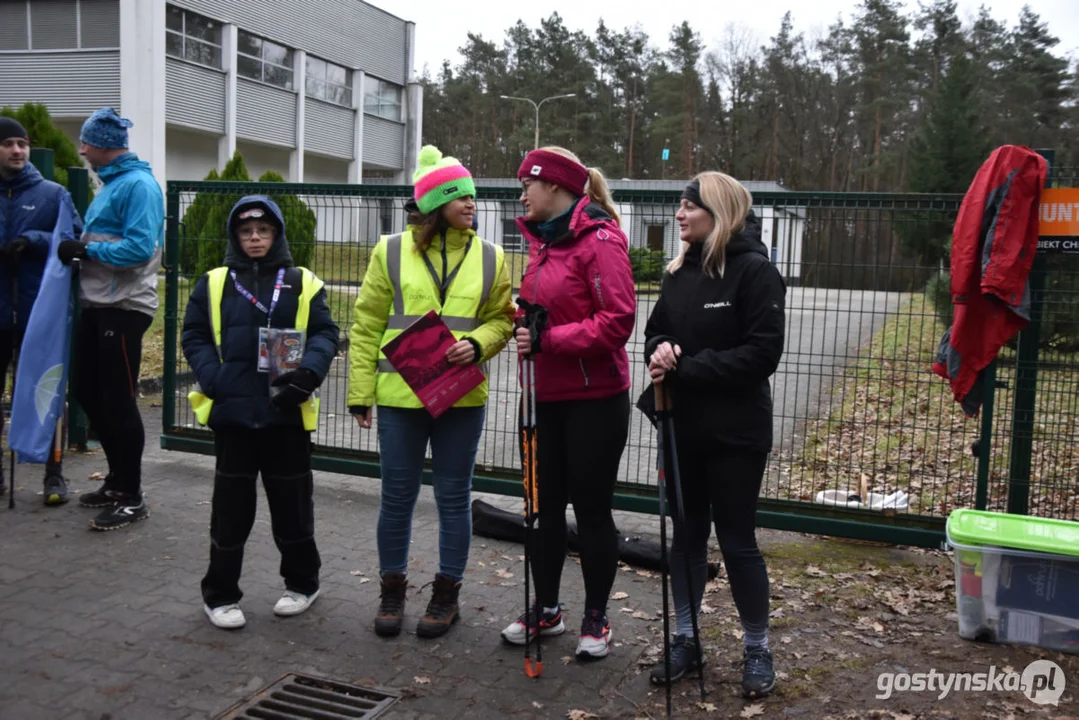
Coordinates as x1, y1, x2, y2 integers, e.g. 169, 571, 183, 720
932, 145, 1047, 417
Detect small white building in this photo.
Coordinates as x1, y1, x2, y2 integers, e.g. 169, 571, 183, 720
0, 0, 423, 188
466, 178, 806, 284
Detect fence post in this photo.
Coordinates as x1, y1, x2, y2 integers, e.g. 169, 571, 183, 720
29, 148, 54, 180
1005, 149, 1053, 515
66, 167, 91, 450
974, 360, 996, 510
161, 184, 180, 435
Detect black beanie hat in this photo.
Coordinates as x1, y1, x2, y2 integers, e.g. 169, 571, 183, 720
0, 117, 29, 144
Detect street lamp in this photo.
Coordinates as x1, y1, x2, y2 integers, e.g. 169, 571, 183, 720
500, 93, 577, 149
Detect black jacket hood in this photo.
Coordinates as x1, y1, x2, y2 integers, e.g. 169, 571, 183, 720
225, 195, 293, 272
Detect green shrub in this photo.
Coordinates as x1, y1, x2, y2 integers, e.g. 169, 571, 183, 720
179, 152, 316, 276
2, 102, 85, 192
629, 247, 666, 283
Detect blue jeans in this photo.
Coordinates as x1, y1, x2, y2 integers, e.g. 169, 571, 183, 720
376, 405, 485, 582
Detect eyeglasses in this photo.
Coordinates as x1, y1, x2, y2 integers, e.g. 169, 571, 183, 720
237, 225, 275, 240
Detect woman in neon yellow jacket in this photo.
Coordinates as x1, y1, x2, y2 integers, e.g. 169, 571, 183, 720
348, 145, 514, 640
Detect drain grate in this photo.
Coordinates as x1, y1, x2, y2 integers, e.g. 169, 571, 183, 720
214, 672, 399, 719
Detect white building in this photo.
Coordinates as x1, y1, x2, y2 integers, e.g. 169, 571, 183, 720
466, 178, 807, 284
0, 0, 423, 188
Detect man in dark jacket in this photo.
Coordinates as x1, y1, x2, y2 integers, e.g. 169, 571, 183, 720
181, 195, 339, 630
0, 117, 83, 504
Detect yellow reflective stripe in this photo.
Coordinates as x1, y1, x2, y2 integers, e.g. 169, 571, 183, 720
206, 266, 230, 350
479, 240, 496, 311
385, 315, 479, 331
384, 234, 405, 315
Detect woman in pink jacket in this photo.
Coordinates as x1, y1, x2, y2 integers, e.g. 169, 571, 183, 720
500, 146, 636, 660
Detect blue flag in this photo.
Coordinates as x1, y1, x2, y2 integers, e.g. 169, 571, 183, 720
9, 197, 78, 464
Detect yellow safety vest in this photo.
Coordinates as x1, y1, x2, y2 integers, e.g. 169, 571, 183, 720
375, 230, 498, 408
188, 265, 324, 431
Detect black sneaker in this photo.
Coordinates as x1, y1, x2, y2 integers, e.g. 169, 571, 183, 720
741, 644, 776, 698
89, 493, 148, 531
79, 476, 120, 508
650, 634, 705, 685
43, 473, 69, 506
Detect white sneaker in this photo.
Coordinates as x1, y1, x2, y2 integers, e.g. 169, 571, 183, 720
204, 603, 246, 629
274, 589, 320, 617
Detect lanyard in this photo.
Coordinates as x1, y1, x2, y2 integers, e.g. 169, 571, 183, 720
230, 267, 286, 327
421, 233, 473, 306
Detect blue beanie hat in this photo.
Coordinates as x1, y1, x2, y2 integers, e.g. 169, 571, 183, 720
80, 107, 133, 149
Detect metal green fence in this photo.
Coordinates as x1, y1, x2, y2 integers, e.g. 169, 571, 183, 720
159, 174, 1079, 549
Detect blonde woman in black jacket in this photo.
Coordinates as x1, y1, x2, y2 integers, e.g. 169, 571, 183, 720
639, 171, 786, 698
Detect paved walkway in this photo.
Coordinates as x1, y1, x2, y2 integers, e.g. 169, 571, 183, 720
0, 403, 695, 719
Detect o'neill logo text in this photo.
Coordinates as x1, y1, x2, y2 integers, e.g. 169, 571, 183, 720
704, 301, 731, 309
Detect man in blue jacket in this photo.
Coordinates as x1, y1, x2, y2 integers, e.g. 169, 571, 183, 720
0, 117, 83, 504
57, 107, 163, 531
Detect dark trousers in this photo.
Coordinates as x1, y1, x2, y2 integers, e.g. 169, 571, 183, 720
0, 329, 62, 476
71, 308, 152, 495
528, 390, 629, 614
668, 432, 770, 639
201, 426, 321, 609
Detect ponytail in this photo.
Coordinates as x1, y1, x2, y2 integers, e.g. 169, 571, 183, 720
585, 167, 621, 228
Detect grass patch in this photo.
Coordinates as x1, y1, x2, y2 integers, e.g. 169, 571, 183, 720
778, 293, 1079, 519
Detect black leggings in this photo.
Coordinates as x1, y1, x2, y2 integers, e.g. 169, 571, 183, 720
72, 308, 152, 495
527, 391, 629, 615
668, 435, 770, 640
0, 329, 62, 475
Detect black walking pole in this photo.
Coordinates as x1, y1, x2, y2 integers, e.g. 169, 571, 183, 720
8, 259, 18, 510
660, 382, 707, 701
655, 382, 672, 718
521, 352, 542, 678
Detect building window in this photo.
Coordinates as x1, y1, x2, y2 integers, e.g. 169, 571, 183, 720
378, 199, 394, 236
646, 224, 665, 251
1, 0, 120, 51
307, 57, 353, 107
364, 79, 402, 121
502, 218, 523, 253
165, 5, 222, 68
237, 30, 294, 89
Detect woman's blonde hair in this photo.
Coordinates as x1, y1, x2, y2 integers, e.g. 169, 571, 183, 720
540, 146, 622, 227
668, 171, 752, 278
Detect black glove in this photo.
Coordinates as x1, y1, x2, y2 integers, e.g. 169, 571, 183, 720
271, 368, 319, 408
57, 240, 88, 265
7, 237, 29, 257
516, 298, 548, 354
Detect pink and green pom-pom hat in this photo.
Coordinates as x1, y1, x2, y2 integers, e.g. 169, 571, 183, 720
412, 144, 477, 215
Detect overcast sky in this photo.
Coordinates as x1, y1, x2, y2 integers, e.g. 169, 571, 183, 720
367, 0, 1077, 78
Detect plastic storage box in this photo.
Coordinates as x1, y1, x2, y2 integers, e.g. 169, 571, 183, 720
946, 509, 1079, 654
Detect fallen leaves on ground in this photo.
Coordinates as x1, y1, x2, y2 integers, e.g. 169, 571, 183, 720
413, 676, 431, 685
740, 704, 765, 717
631, 611, 653, 620
532, 701, 543, 709
611, 591, 629, 600
698, 702, 719, 712
566, 710, 599, 720
495, 569, 514, 579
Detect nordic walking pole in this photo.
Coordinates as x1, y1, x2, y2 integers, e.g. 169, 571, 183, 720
655, 381, 672, 718
8, 259, 19, 510
521, 352, 542, 678
660, 382, 707, 701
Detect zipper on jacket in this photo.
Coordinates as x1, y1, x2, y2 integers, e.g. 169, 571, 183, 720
593, 272, 605, 310
530, 245, 548, 304
579, 358, 590, 388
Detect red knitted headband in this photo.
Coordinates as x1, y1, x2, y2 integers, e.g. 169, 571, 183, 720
517, 149, 589, 197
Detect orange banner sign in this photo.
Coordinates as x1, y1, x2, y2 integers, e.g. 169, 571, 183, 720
1037, 188, 1079, 253
1039, 188, 1079, 237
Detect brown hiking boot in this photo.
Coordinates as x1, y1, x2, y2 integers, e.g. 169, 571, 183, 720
374, 573, 408, 637
416, 573, 461, 639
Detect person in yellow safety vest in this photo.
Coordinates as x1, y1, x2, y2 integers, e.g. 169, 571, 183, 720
348, 145, 514, 640
181, 195, 340, 631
